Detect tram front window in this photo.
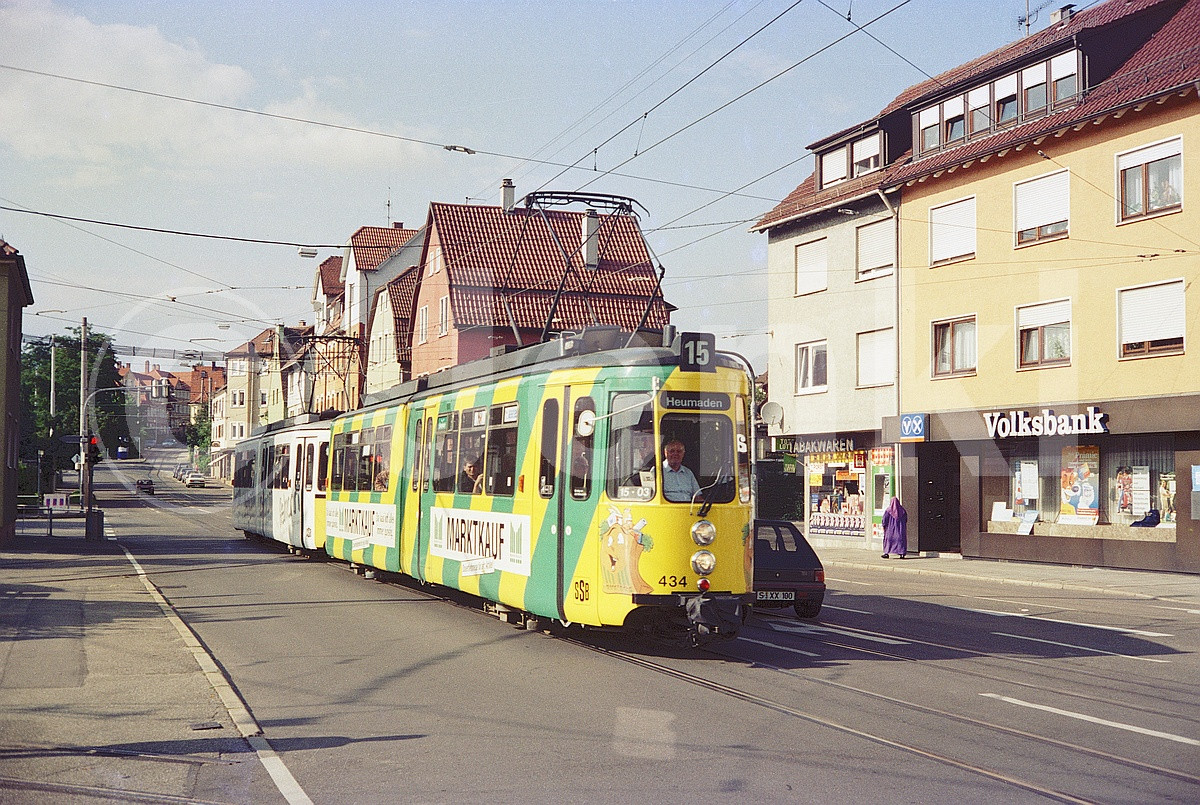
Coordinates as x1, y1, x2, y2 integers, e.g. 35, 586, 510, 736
660, 414, 737, 505
607, 393, 656, 502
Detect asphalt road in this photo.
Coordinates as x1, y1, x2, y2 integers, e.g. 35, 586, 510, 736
94, 457, 1200, 804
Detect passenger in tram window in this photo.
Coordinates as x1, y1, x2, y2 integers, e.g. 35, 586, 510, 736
661, 438, 701, 503
373, 455, 389, 492
459, 457, 483, 494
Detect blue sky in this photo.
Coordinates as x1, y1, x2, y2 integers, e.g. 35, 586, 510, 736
1, 0, 1044, 370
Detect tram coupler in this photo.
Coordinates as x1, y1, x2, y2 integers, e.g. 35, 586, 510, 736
684, 593, 745, 642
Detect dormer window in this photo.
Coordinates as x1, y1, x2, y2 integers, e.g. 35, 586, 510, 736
820, 147, 848, 188
994, 74, 1018, 125
968, 86, 990, 135
1050, 51, 1077, 105
943, 97, 965, 143
1022, 64, 1047, 114
919, 107, 939, 152
852, 134, 881, 176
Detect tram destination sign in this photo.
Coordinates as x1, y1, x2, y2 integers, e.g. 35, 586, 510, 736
659, 391, 730, 411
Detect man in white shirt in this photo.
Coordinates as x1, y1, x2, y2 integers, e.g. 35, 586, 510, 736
661, 439, 701, 503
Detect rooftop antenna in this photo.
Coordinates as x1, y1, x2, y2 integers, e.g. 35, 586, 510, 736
386, 186, 391, 224
1019, 0, 1057, 36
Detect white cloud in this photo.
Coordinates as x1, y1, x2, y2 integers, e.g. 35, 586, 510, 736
0, 0, 432, 185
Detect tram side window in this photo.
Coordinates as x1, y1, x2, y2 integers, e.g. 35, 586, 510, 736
317, 441, 329, 492
736, 396, 751, 504
356, 427, 376, 492
607, 392, 656, 502
539, 399, 559, 498
373, 425, 392, 492
459, 407, 487, 495
294, 444, 304, 490
332, 434, 346, 492
304, 443, 315, 491
273, 444, 291, 489
484, 403, 519, 497
660, 413, 736, 504
433, 412, 459, 492
571, 397, 596, 500
411, 419, 423, 492
343, 434, 362, 492
260, 446, 270, 488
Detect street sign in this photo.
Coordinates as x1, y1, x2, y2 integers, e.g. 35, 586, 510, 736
60, 434, 82, 443
44, 494, 70, 509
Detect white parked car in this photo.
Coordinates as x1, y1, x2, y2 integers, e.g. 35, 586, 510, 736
185, 472, 206, 488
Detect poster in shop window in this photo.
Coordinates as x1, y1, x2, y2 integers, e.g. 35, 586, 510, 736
1060, 445, 1099, 524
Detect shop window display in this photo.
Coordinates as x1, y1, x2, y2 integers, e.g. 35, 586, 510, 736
994, 435, 1175, 529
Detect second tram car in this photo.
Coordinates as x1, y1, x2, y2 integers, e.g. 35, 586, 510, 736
232, 419, 331, 552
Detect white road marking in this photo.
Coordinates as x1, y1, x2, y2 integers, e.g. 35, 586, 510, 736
826, 576, 874, 586
981, 694, 1200, 746
120, 546, 314, 805
613, 707, 676, 759
947, 605, 1170, 637
739, 636, 821, 657
771, 622, 909, 645
1148, 604, 1200, 615
822, 604, 874, 614
992, 632, 1170, 663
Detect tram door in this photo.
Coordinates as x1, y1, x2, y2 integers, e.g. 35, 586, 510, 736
290, 437, 320, 549
544, 390, 598, 622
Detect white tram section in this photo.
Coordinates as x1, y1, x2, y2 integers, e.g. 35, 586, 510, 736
233, 417, 331, 551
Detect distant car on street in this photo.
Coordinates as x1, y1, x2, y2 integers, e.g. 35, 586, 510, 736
185, 472, 206, 488
135, 478, 155, 494
752, 519, 825, 618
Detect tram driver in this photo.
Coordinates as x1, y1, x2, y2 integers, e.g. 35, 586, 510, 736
661, 438, 701, 503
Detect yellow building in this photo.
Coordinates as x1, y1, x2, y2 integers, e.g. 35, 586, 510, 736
879, 0, 1200, 571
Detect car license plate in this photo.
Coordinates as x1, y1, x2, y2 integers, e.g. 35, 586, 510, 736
756, 591, 795, 602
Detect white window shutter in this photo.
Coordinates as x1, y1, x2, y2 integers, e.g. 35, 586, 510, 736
930, 198, 976, 263
795, 238, 828, 295
1015, 170, 1069, 232
1120, 281, 1185, 342
856, 219, 894, 274
857, 328, 894, 387
1018, 299, 1071, 328
1118, 138, 1182, 170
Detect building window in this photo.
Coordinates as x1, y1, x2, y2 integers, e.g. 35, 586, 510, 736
929, 197, 976, 265
1050, 51, 1077, 105
1021, 63, 1047, 115
1119, 280, 1184, 358
968, 86, 990, 135
918, 106, 939, 153
820, 147, 847, 188
438, 295, 450, 336
417, 305, 429, 344
994, 73, 1018, 125
943, 96, 964, 143
855, 219, 894, 280
1118, 138, 1182, 221
852, 133, 881, 176
856, 328, 894, 388
794, 237, 828, 296
1017, 299, 1071, 368
932, 316, 976, 377
795, 341, 828, 394
1015, 170, 1069, 245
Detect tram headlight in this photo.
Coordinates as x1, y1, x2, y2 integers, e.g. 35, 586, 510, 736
690, 550, 716, 576
690, 520, 716, 546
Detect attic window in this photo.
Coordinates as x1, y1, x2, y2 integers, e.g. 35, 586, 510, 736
852, 133, 882, 176
820, 147, 848, 188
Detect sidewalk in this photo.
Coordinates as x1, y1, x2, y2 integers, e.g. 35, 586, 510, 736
817, 546, 1200, 603
0, 527, 277, 803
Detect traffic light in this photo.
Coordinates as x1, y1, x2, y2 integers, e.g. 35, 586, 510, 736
87, 433, 102, 465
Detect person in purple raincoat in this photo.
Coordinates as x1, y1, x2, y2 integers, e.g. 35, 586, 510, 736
881, 496, 908, 559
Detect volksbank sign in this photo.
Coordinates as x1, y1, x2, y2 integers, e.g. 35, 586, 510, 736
984, 406, 1108, 439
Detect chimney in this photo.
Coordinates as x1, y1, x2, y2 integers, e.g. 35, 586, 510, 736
582, 208, 599, 270
1050, 4, 1075, 24
392, 221, 404, 229
501, 178, 515, 213
144, 361, 150, 373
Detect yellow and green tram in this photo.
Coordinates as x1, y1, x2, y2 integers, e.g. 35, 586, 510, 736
239, 331, 755, 642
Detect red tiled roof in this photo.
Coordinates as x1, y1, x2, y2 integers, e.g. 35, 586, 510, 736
318, 256, 343, 295
349, 224, 419, 272
756, 0, 1195, 230
887, 0, 1200, 186
877, 0, 1179, 119
386, 267, 421, 364
428, 202, 671, 331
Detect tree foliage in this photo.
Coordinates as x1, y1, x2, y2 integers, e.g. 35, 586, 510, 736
21, 326, 133, 471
